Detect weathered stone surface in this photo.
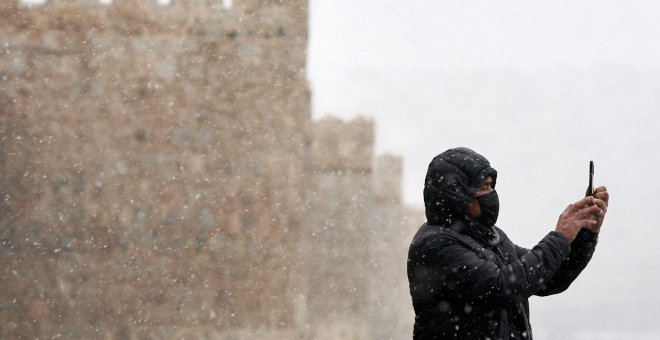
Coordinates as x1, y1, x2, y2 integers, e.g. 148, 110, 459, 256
1, 1, 417, 339
374, 154, 403, 204
311, 117, 374, 173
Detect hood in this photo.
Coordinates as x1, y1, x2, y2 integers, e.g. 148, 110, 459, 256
423, 147, 497, 226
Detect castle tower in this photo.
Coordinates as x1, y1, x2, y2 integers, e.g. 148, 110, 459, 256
0, 0, 311, 338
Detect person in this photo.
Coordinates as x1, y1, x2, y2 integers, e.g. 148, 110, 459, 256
407, 147, 609, 339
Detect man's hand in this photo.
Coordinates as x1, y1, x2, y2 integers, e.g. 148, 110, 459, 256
555, 196, 601, 242
588, 186, 609, 234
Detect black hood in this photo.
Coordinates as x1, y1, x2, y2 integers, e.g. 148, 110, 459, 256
423, 147, 497, 226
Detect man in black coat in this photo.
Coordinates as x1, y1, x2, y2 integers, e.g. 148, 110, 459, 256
407, 147, 609, 339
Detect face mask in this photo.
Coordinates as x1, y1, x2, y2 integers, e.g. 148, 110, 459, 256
476, 190, 499, 226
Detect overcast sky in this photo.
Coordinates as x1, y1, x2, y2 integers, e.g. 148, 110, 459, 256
308, 1, 660, 338
308, 0, 660, 200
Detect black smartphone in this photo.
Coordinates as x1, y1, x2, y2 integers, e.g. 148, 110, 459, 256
586, 161, 594, 197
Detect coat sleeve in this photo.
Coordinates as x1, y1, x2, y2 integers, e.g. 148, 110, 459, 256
524, 228, 598, 296
417, 231, 571, 310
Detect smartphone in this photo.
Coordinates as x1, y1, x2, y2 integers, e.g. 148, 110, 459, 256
585, 161, 594, 197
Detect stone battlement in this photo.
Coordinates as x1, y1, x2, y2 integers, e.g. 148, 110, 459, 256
0, 0, 307, 41
1, 0, 303, 13
311, 116, 374, 173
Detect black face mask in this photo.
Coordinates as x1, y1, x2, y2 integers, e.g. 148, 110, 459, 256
476, 190, 499, 227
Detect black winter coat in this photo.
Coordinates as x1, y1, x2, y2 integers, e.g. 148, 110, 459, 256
408, 147, 598, 339
408, 223, 597, 339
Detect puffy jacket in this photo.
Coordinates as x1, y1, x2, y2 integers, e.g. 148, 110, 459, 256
407, 147, 598, 339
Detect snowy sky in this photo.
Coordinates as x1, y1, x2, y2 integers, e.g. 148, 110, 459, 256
308, 1, 660, 338
309, 0, 660, 203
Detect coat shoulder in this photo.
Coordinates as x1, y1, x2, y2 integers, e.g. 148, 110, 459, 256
411, 223, 460, 250
410, 223, 492, 260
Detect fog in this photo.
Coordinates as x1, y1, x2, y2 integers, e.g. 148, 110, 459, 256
309, 1, 660, 338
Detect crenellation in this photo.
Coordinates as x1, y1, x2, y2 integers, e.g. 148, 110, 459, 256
48, 0, 104, 7
311, 116, 374, 173
0, 0, 15, 8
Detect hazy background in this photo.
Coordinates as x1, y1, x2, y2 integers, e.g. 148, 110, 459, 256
309, 1, 660, 339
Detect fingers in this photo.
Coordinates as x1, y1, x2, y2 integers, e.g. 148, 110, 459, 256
571, 196, 595, 211
582, 219, 598, 227
582, 219, 600, 233
558, 192, 608, 238
574, 204, 601, 219
572, 194, 608, 216
567, 196, 600, 218
593, 186, 607, 194
592, 198, 607, 211
594, 186, 609, 203
592, 198, 607, 223
563, 197, 597, 220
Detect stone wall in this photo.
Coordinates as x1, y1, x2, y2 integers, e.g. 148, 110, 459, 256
369, 154, 420, 339
0, 1, 419, 338
296, 117, 417, 339
298, 117, 374, 339
1, 0, 311, 338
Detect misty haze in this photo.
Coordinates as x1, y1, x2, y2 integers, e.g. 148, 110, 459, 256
1, 0, 659, 339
